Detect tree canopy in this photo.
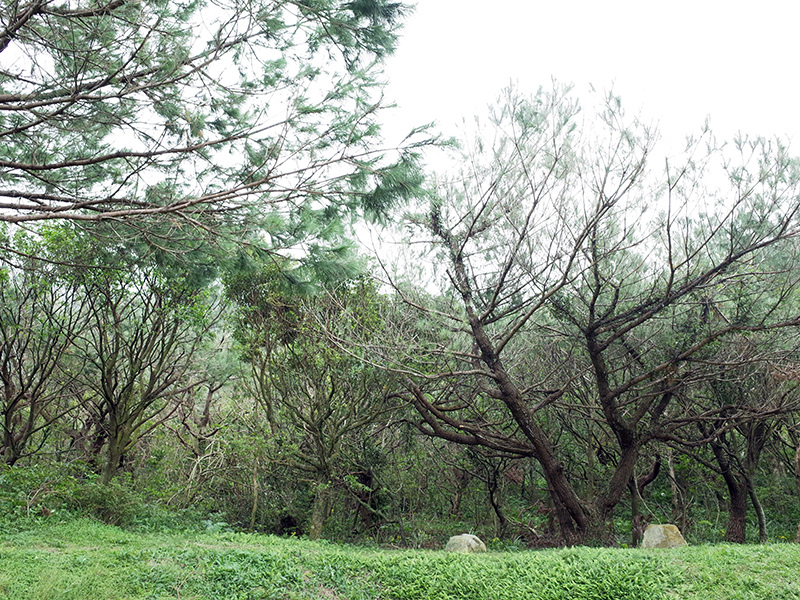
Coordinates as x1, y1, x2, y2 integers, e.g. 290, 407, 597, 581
384, 85, 800, 541
0, 0, 424, 265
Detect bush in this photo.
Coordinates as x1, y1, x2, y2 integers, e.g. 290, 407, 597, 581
0, 463, 211, 532
0, 463, 82, 525
62, 478, 146, 526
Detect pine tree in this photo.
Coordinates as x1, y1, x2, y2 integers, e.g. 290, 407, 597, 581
0, 0, 425, 260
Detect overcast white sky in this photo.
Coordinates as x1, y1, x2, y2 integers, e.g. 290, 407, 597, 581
381, 0, 800, 162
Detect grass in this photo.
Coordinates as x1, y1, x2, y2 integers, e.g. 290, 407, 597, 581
1, 519, 800, 599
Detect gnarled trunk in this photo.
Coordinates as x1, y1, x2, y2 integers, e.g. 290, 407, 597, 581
308, 476, 332, 540
725, 482, 748, 544
710, 439, 747, 543
100, 421, 131, 485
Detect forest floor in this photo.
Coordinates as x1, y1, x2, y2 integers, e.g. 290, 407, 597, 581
1, 519, 799, 599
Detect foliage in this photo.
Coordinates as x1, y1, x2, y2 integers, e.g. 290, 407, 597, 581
226, 262, 401, 538
0, 0, 429, 285
0, 252, 88, 466
0, 462, 210, 532
4, 0, 800, 550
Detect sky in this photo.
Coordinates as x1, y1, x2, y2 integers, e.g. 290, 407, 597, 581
380, 0, 800, 164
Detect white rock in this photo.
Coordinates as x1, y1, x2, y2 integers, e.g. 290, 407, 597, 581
445, 533, 487, 552
641, 524, 688, 548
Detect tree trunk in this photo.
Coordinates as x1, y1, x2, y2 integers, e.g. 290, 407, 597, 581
308, 477, 331, 540
546, 480, 577, 540
585, 332, 653, 540
746, 476, 767, 544
629, 478, 643, 547
351, 471, 376, 533
667, 449, 688, 532
497, 387, 590, 539
249, 459, 259, 530
725, 483, 748, 544
449, 467, 470, 517
794, 440, 800, 542
710, 439, 747, 543
539, 455, 590, 541
489, 365, 591, 540
600, 442, 642, 520
441, 230, 593, 541
487, 469, 508, 537
3, 438, 19, 467
630, 454, 660, 546
100, 426, 130, 485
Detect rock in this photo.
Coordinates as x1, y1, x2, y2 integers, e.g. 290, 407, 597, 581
445, 533, 487, 553
641, 524, 688, 548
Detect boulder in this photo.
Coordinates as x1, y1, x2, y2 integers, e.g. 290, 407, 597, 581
445, 533, 487, 553
640, 524, 688, 548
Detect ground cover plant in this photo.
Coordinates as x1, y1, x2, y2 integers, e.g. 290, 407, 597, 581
2, 519, 800, 600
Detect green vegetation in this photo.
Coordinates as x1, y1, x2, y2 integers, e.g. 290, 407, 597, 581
1, 520, 800, 599
3, 0, 800, 570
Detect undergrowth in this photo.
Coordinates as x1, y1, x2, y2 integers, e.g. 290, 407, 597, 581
2, 519, 800, 599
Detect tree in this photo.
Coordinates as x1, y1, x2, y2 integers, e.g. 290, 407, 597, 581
0, 248, 87, 465
386, 85, 800, 542
0, 0, 424, 263
67, 248, 220, 484
228, 266, 397, 538
669, 333, 800, 543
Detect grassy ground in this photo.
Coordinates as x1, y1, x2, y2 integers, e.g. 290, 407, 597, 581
1, 519, 800, 599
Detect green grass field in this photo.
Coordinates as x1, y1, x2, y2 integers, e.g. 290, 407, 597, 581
1, 520, 800, 599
